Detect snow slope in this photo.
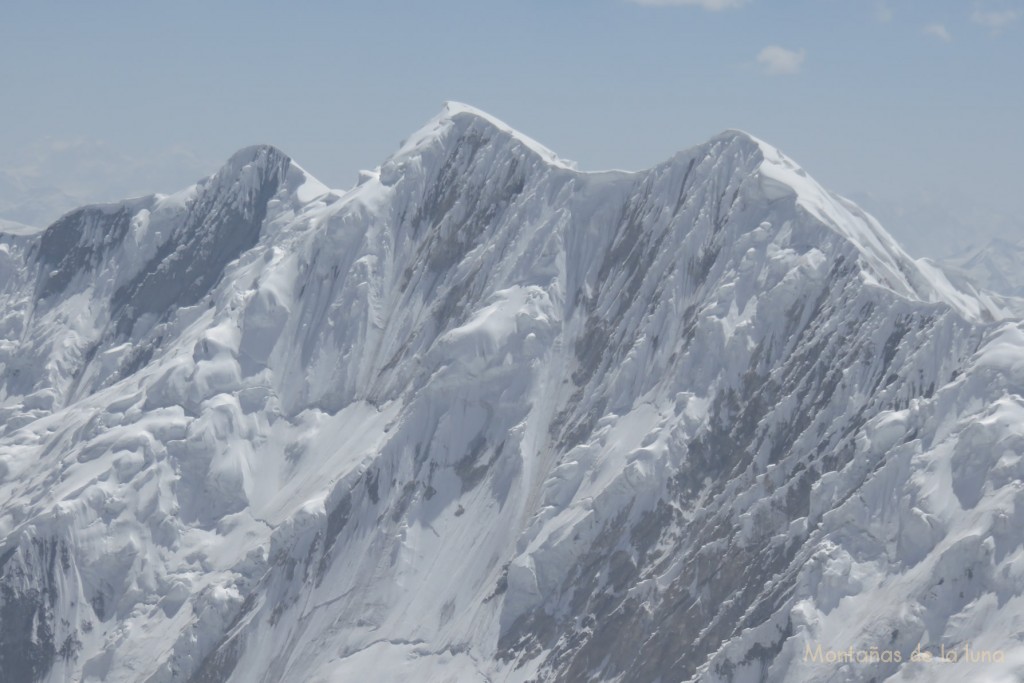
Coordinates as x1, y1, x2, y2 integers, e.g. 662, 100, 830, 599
1, 103, 1023, 682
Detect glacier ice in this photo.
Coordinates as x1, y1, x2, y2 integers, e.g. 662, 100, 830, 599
1, 102, 1023, 682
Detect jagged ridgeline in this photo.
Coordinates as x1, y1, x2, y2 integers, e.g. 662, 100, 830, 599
1, 103, 1023, 682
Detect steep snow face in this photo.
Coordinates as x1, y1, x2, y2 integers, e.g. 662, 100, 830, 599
0, 145, 320, 421
0, 104, 1021, 683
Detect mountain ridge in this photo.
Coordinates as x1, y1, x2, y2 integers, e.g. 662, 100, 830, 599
1, 104, 1023, 683
3, 105, 1001, 325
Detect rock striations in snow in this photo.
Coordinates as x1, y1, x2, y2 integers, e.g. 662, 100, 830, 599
2, 103, 1024, 682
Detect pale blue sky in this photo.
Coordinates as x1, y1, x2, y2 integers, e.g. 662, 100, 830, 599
2, 0, 1022, 255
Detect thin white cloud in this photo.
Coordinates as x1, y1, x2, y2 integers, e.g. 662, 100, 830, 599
756, 45, 805, 76
627, 0, 747, 9
875, 1, 893, 23
971, 7, 1021, 32
924, 23, 952, 42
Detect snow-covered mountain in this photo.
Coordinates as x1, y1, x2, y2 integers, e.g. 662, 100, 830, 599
849, 190, 1024, 261
0, 217, 43, 237
935, 237, 1024, 299
0, 143, 217, 230
0, 173, 81, 231
2, 103, 1024, 683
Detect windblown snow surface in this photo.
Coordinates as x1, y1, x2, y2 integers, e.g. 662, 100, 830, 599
2, 103, 1024, 682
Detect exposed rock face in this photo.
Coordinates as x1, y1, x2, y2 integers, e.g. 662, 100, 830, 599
1, 103, 1022, 682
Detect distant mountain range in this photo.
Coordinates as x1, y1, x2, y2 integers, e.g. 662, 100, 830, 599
934, 237, 1024, 298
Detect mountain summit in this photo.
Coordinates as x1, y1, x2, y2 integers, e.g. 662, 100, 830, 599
1, 105, 1022, 682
